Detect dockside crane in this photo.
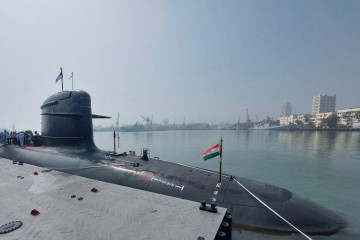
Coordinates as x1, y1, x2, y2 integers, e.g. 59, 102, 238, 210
141, 115, 153, 130
246, 109, 251, 129
115, 113, 120, 130
141, 115, 151, 125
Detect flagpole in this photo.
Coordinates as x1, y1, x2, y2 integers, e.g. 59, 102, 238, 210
72, 72, 74, 90
113, 130, 116, 154
61, 68, 63, 92
219, 136, 223, 182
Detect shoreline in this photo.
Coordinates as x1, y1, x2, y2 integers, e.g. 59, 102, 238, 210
93, 128, 360, 132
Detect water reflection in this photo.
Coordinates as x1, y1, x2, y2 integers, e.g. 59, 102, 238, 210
310, 132, 336, 159
274, 131, 360, 162
145, 131, 153, 143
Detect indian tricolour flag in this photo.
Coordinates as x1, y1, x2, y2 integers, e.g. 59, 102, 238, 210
203, 144, 220, 160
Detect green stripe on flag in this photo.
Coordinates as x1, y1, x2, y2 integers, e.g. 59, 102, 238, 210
203, 151, 219, 160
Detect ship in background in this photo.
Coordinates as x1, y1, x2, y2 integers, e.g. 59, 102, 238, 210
94, 118, 215, 132
231, 110, 292, 130
249, 116, 291, 130
249, 123, 291, 130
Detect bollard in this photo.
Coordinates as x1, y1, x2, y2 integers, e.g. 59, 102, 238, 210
215, 231, 226, 240
220, 221, 230, 239
224, 212, 232, 239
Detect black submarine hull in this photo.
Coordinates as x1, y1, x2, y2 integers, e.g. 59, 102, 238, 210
0, 90, 347, 234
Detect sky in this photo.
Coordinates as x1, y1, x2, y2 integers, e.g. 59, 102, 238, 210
1, 0, 360, 131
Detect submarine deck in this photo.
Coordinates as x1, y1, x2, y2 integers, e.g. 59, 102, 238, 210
0, 157, 227, 240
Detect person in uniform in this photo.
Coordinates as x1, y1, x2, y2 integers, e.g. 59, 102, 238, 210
12, 131, 17, 145
5, 130, 11, 144
18, 132, 25, 147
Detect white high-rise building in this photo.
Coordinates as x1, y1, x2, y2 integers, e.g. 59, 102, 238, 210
312, 95, 336, 115
281, 102, 292, 116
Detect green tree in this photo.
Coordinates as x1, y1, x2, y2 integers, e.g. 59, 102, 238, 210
344, 116, 353, 127
303, 115, 314, 128
323, 114, 339, 128
355, 111, 360, 120
296, 119, 304, 127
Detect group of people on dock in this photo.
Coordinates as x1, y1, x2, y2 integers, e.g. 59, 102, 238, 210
2, 130, 39, 147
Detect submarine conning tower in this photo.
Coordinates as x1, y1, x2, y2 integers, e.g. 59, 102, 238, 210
40, 90, 101, 149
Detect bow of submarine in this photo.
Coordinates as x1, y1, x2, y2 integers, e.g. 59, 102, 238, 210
221, 176, 347, 234
119, 156, 347, 235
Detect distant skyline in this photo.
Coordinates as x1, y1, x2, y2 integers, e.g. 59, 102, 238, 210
1, 0, 360, 131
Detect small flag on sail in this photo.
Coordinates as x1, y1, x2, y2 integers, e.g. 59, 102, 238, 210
68, 72, 73, 80
55, 68, 63, 83
203, 144, 220, 160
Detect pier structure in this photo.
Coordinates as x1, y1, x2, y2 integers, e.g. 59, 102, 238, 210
0, 157, 229, 240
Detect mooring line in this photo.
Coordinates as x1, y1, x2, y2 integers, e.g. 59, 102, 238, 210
233, 178, 312, 240
177, 162, 312, 239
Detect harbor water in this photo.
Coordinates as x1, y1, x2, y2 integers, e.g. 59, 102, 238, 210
94, 130, 360, 240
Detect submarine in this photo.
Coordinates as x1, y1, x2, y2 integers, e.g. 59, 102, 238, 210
0, 90, 347, 235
